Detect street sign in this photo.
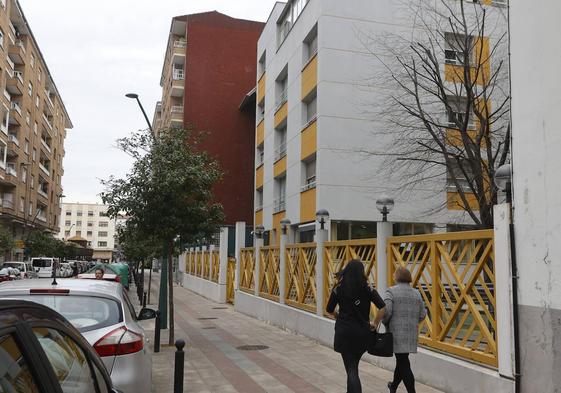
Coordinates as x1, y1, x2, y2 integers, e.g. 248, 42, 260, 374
14, 240, 25, 249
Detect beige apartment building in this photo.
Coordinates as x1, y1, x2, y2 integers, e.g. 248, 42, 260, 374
57, 203, 116, 262
0, 0, 72, 260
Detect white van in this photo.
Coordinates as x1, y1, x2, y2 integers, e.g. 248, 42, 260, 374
31, 257, 57, 278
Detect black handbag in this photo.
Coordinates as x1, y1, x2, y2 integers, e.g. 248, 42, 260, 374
367, 326, 393, 357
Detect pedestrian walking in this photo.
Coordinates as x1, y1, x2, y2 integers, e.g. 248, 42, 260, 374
326, 259, 386, 393
383, 266, 427, 393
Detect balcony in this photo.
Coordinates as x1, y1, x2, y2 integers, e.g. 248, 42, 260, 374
44, 89, 55, 108
171, 40, 186, 65
6, 135, 19, 157
7, 71, 25, 96
6, 163, 16, 177
8, 39, 25, 65
8, 133, 19, 146
5, 56, 14, 77
274, 142, 287, 162
38, 187, 49, 200
170, 105, 183, 127
41, 138, 51, 153
39, 163, 50, 177
273, 197, 286, 214
42, 113, 53, 130
173, 68, 184, 80
170, 78, 184, 97
9, 102, 22, 125
1, 197, 14, 210
36, 210, 47, 223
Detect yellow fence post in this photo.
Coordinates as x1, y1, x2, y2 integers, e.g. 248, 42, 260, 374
430, 239, 441, 341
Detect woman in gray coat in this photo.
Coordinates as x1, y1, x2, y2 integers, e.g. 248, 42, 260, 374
383, 266, 427, 393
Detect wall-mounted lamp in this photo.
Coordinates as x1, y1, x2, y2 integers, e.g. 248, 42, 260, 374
280, 218, 291, 235
376, 196, 394, 222
315, 209, 329, 230
254, 225, 265, 239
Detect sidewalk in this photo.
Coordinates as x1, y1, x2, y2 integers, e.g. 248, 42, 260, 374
135, 273, 442, 393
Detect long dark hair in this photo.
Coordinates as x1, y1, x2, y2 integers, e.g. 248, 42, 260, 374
335, 259, 368, 300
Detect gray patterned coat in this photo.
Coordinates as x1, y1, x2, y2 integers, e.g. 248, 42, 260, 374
382, 283, 427, 354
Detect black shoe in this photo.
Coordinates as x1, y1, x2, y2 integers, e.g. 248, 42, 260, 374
387, 381, 397, 393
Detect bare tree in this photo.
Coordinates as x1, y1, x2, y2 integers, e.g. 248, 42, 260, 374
362, 0, 509, 228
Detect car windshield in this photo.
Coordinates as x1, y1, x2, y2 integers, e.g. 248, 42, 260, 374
9, 295, 122, 332
2, 263, 23, 269
32, 259, 52, 268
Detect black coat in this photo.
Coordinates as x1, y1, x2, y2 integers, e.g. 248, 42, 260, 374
326, 284, 385, 354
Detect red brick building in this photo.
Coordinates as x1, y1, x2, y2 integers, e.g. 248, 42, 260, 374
153, 12, 264, 225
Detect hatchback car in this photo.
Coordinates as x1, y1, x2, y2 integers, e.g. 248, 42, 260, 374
0, 279, 155, 393
1, 261, 38, 278
0, 299, 121, 393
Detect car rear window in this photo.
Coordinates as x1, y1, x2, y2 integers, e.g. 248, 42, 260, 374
2, 263, 23, 269
8, 295, 122, 332
32, 259, 52, 268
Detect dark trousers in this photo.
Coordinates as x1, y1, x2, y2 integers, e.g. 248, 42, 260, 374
341, 352, 363, 393
391, 353, 416, 393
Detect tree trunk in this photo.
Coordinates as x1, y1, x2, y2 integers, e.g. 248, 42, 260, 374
167, 239, 175, 345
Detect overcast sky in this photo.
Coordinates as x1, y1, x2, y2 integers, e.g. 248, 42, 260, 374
19, 0, 277, 204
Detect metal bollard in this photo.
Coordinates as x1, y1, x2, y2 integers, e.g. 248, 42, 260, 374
174, 339, 186, 393
154, 310, 161, 353
143, 291, 147, 307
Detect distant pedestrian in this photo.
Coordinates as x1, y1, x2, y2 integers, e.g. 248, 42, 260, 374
94, 268, 104, 280
384, 266, 427, 393
326, 259, 386, 393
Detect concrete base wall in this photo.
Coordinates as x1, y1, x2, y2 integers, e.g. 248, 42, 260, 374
234, 290, 515, 393
182, 273, 226, 303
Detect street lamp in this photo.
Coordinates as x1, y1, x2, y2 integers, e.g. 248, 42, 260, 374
315, 209, 329, 230
494, 164, 512, 203
280, 218, 291, 235
125, 93, 153, 132
254, 225, 265, 239
376, 196, 394, 222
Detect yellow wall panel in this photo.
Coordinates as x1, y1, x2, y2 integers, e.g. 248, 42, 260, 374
273, 156, 287, 177
301, 55, 317, 99
447, 191, 479, 211
255, 209, 263, 226
444, 36, 490, 86
255, 165, 264, 189
301, 120, 317, 160
272, 211, 286, 245
300, 188, 316, 223
257, 73, 265, 105
256, 120, 264, 147
274, 102, 288, 128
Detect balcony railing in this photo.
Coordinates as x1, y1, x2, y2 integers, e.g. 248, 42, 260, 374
38, 188, 48, 198
1, 198, 14, 209
173, 40, 187, 48
39, 163, 50, 177
3, 90, 10, 101
173, 69, 185, 80
273, 198, 286, 213
36, 211, 47, 222
274, 142, 287, 161
41, 138, 51, 153
10, 101, 21, 115
6, 56, 14, 74
42, 113, 53, 130
6, 163, 16, 177
275, 89, 288, 109
8, 134, 19, 146
171, 106, 184, 114
14, 39, 25, 52
14, 71, 23, 84
301, 179, 316, 192
45, 90, 54, 108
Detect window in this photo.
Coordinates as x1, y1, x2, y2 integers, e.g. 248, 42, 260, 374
87, 221, 93, 227
34, 121, 37, 134
88, 210, 94, 216
304, 95, 317, 125
28, 81, 33, 96
1, 104, 9, 133
77, 211, 83, 216
304, 25, 318, 62
447, 159, 475, 192
0, 140, 6, 168
256, 144, 264, 167
446, 96, 474, 129
65, 220, 71, 226
0, 28, 3, 48
30, 174, 34, 189
98, 231, 108, 237
0, 334, 41, 393
276, 72, 288, 107
76, 220, 82, 226
275, 126, 287, 161
24, 138, 29, 154
99, 221, 109, 227
302, 158, 316, 191
20, 196, 24, 212
26, 110, 30, 124
274, 176, 286, 213
35, 95, 39, 108
256, 188, 263, 210
28, 201, 32, 215
76, 230, 82, 236
87, 230, 92, 236
21, 165, 27, 182
99, 211, 108, 217
98, 241, 107, 247
32, 328, 97, 393
277, 0, 308, 46
65, 211, 71, 216
444, 32, 474, 66
65, 230, 70, 236
32, 148, 36, 161
30, 53, 35, 67
38, 68, 42, 81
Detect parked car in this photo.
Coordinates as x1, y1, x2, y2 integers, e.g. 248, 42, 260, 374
0, 268, 14, 282
31, 257, 57, 278
0, 278, 155, 393
0, 299, 121, 393
2, 261, 38, 279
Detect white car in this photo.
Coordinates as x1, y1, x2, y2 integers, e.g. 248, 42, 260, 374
0, 279, 155, 393
1, 261, 37, 279
31, 257, 57, 278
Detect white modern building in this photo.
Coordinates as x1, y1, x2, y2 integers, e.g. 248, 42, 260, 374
254, 0, 508, 244
57, 202, 116, 261
510, 1, 561, 391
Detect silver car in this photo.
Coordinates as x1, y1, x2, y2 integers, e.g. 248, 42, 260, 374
0, 278, 155, 393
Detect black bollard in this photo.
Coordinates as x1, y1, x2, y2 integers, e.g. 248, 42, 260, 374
174, 339, 186, 393
154, 310, 161, 353
143, 291, 147, 307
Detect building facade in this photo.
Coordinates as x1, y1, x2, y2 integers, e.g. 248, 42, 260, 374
152, 11, 264, 226
0, 0, 72, 260
510, 1, 561, 391
255, 0, 507, 243
57, 203, 116, 262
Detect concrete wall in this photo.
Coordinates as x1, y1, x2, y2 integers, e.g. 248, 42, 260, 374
235, 290, 514, 393
181, 273, 226, 304
510, 1, 561, 391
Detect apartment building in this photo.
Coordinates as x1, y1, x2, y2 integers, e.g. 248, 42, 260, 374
152, 11, 264, 225
0, 0, 72, 260
57, 203, 116, 262
255, 0, 507, 243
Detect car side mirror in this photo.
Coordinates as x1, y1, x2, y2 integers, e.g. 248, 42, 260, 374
137, 307, 157, 320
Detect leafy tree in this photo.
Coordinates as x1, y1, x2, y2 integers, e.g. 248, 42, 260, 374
102, 126, 224, 344
362, 0, 509, 228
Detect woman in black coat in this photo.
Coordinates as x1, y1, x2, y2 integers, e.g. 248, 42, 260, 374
326, 259, 386, 393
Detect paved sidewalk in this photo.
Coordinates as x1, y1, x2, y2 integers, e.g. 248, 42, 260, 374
136, 273, 441, 393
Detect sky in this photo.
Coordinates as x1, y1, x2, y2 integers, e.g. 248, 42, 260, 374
19, 0, 278, 204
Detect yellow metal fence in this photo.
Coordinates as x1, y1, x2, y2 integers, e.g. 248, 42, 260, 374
239, 247, 255, 293
285, 243, 317, 313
